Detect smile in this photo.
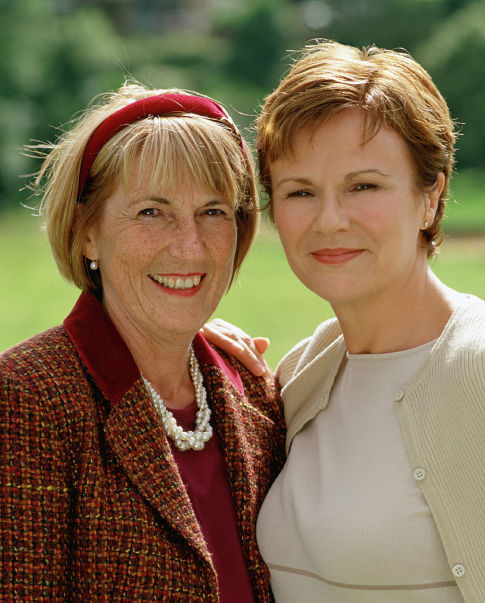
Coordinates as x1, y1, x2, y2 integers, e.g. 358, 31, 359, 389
150, 274, 203, 290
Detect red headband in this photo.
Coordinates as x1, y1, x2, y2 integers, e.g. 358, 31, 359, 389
77, 93, 243, 200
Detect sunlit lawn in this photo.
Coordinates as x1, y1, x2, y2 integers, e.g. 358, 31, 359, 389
2, 207, 484, 368
447, 168, 485, 232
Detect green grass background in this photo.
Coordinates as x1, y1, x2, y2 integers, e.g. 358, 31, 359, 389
1, 168, 484, 368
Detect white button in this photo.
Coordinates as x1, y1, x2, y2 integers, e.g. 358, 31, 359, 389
393, 390, 404, 402
452, 564, 465, 578
413, 467, 426, 481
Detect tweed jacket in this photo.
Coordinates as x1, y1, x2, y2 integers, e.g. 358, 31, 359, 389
0, 292, 286, 602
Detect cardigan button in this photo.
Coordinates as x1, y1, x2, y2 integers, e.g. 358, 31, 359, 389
393, 390, 405, 402
413, 467, 426, 481
452, 564, 465, 578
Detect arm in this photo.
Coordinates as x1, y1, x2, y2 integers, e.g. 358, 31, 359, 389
200, 318, 272, 376
0, 369, 72, 600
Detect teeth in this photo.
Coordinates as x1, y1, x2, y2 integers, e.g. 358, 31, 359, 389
151, 274, 202, 290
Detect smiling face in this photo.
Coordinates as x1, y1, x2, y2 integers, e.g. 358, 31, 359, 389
83, 171, 237, 349
271, 110, 442, 313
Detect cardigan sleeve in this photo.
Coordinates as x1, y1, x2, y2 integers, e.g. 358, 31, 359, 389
0, 354, 75, 600
275, 317, 342, 388
275, 337, 311, 388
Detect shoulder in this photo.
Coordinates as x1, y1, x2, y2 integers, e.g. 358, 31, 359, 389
425, 294, 485, 396
276, 317, 342, 388
0, 326, 96, 426
439, 294, 485, 358
223, 348, 281, 412
194, 333, 283, 422
1, 325, 84, 386
2, 325, 74, 370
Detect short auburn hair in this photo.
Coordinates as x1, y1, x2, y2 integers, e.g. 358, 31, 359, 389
31, 83, 258, 291
257, 40, 457, 256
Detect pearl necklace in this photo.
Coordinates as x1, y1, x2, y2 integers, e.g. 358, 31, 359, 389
142, 347, 213, 452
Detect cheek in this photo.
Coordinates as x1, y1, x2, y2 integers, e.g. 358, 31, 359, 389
226, 232, 238, 266
210, 224, 238, 266
273, 202, 291, 229
357, 201, 396, 234
274, 205, 302, 247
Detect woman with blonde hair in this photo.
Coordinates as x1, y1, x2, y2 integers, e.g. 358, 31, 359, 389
0, 83, 285, 601
205, 40, 485, 601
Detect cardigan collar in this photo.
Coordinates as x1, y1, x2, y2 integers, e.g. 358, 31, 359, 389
63, 290, 243, 405
281, 319, 346, 452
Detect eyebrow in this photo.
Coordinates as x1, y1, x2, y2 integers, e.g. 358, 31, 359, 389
344, 169, 390, 180
274, 169, 390, 189
273, 177, 312, 189
146, 196, 230, 207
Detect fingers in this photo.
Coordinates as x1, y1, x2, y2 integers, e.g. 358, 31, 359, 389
200, 320, 272, 377
253, 337, 270, 355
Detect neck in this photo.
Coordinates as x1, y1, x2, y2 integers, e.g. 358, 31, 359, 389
134, 344, 195, 410
333, 267, 460, 354
102, 303, 197, 410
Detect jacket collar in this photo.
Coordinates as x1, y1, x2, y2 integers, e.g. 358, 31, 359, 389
63, 290, 244, 404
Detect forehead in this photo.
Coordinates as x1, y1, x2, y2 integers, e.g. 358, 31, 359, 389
117, 154, 234, 200
272, 110, 414, 174
112, 179, 232, 207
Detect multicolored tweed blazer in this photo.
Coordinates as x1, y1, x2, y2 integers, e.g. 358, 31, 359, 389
0, 292, 286, 601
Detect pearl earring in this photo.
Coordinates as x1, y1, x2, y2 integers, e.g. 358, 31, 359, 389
89, 259, 99, 270
423, 221, 429, 229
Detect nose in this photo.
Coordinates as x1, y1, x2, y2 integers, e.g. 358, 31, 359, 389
169, 217, 205, 260
311, 193, 350, 236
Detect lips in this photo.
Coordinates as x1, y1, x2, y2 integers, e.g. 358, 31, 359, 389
150, 274, 202, 290
311, 248, 364, 265
149, 273, 205, 296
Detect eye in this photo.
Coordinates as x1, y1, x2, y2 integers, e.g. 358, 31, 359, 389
353, 183, 376, 192
287, 189, 313, 199
200, 205, 234, 220
204, 208, 226, 216
138, 207, 160, 217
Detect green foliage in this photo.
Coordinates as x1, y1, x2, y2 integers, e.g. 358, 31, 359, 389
313, 0, 450, 51
0, 2, 124, 207
1, 0, 485, 211
415, 1, 485, 168
212, 0, 303, 90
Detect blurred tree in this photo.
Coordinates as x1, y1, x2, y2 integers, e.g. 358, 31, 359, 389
0, 0, 483, 211
0, 0, 122, 209
294, 0, 449, 50
415, 1, 485, 168
212, 0, 302, 90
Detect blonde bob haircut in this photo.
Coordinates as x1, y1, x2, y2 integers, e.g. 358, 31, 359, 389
257, 40, 457, 256
33, 83, 258, 292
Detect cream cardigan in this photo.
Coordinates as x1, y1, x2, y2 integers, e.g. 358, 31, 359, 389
276, 294, 485, 602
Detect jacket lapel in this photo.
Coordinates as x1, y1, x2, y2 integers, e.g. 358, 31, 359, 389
64, 292, 209, 561
104, 382, 210, 559
210, 373, 259, 530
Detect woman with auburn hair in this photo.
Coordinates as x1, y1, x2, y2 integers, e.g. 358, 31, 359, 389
0, 83, 285, 601
204, 40, 485, 601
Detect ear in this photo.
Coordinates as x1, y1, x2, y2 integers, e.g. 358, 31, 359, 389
424, 172, 445, 223
82, 224, 99, 262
